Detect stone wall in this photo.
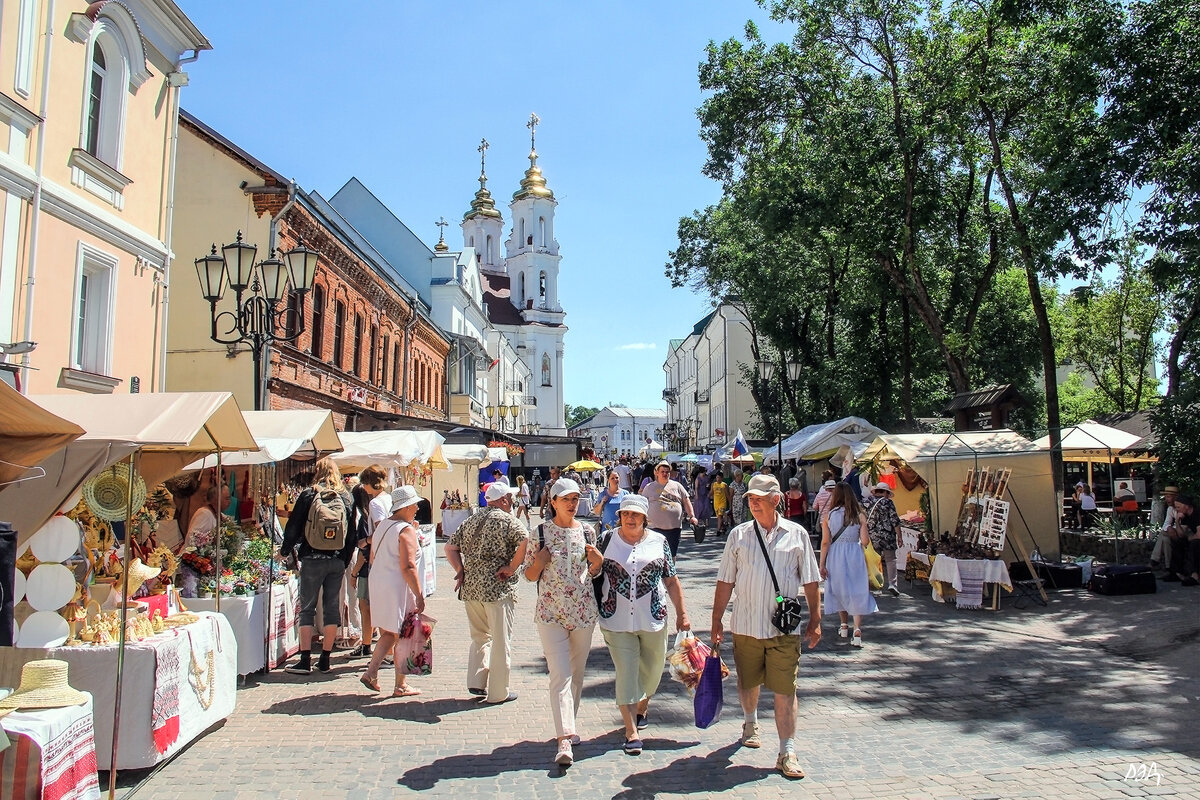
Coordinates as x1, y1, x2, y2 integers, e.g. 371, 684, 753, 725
1059, 529, 1156, 564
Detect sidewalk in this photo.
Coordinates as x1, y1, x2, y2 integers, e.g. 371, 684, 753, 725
121, 517, 1200, 799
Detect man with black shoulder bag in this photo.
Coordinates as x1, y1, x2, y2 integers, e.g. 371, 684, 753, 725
711, 474, 821, 781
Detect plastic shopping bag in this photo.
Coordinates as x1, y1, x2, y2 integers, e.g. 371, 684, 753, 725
666, 631, 711, 694
395, 612, 436, 676
693, 653, 727, 729
865, 543, 885, 590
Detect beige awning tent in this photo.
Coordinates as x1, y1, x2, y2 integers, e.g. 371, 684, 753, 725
860, 430, 1060, 558
2, 392, 256, 547
1033, 422, 1145, 462
330, 430, 449, 471
183, 409, 343, 469
0, 383, 84, 489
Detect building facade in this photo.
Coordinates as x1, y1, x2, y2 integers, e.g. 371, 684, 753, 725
0, 0, 208, 393
663, 304, 757, 451
567, 407, 668, 459
167, 112, 450, 428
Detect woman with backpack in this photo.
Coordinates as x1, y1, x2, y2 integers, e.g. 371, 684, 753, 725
596, 494, 690, 757
522, 478, 603, 766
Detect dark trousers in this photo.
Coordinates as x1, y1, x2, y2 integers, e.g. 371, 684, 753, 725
661, 528, 682, 559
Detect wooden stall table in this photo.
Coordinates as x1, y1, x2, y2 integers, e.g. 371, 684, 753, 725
187, 576, 300, 675
927, 555, 1013, 610
21, 613, 237, 770
0, 694, 100, 800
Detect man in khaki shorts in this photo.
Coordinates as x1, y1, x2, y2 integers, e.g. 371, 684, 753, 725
711, 474, 822, 780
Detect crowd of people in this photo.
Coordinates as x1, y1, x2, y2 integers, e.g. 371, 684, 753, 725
274, 454, 906, 780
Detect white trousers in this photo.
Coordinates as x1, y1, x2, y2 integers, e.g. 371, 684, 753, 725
465, 598, 516, 703
537, 622, 595, 739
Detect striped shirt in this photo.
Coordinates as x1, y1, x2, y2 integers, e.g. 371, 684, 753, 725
716, 515, 820, 640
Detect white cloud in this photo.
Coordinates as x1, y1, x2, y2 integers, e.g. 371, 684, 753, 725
617, 342, 656, 351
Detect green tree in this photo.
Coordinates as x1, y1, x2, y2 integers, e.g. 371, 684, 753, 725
564, 405, 600, 429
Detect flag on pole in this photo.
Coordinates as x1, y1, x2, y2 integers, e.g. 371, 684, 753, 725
488, 357, 500, 370
730, 429, 750, 458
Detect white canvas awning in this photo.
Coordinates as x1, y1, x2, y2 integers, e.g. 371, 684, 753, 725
769, 417, 886, 464
441, 444, 490, 466
1033, 422, 1144, 461
183, 409, 343, 469
3, 392, 256, 546
330, 430, 449, 471
639, 440, 665, 456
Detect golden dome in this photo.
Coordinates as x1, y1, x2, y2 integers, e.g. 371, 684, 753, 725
434, 238, 449, 252
512, 150, 555, 201
464, 177, 503, 221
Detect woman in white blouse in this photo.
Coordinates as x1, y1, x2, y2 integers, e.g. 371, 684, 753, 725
597, 494, 690, 756
523, 478, 604, 767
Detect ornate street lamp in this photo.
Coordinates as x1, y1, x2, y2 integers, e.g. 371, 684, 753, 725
486, 402, 522, 432
757, 357, 803, 470
195, 232, 318, 409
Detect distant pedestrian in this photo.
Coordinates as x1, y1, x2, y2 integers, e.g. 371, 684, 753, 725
515, 475, 532, 523
348, 465, 390, 659
593, 471, 629, 529
360, 486, 425, 697
445, 482, 528, 703
730, 470, 749, 526
523, 478, 603, 766
864, 482, 902, 597
597, 494, 689, 756
820, 483, 877, 648
712, 472, 730, 536
641, 460, 698, 558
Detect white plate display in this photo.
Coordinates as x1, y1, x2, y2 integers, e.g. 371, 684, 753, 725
12, 568, 25, 605
29, 515, 81, 563
17, 611, 70, 648
25, 563, 77, 611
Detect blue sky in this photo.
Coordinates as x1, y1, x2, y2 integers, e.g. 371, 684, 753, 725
175, 1, 783, 412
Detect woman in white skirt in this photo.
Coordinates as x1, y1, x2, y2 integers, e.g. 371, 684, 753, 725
361, 485, 425, 697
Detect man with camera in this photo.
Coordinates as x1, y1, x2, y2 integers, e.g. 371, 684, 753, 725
711, 474, 821, 780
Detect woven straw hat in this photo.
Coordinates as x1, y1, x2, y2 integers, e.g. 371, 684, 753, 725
0, 659, 87, 710
122, 557, 161, 592
83, 464, 147, 522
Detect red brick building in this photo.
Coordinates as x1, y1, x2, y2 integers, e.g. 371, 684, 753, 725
168, 112, 450, 427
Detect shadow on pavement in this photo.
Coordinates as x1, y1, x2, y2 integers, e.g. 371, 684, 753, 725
612, 742, 775, 799
258, 690, 484, 723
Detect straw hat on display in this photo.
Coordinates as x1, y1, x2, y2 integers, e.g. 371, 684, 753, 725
122, 557, 161, 593
0, 659, 88, 710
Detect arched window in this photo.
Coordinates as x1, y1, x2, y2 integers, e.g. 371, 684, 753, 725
310, 285, 325, 359
381, 335, 390, 389
80, 15, 143, 168
84, 46, 107, 157
519, 219, 525, 247
486, 234, 493, 263
469, 235, 475, 249
541, 353, 552, 387
368, 324, 378, 384
518, 273, 526, 305
392, 341, 401, 394
332, 301, 346, 368
538, 271, 547, 300
352, 314, 363, 376
539, 217, 546, 246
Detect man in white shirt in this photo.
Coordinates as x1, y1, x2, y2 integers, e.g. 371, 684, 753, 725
1151, 485, 1179, 573
614, 460, 632, 490
711, 474, 821, 781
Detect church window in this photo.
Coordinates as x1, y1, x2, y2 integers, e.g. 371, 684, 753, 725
539, 271, 547, 300
519, 219, 525, 246
539, 217, 546, 246
469, 236, 475, 249
486, 234, 493, 263
518, 273, 525, 305
541, 353, 552, 387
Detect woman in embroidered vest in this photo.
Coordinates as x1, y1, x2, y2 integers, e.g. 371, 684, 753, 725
597, 494, 690, 757
819, 483, 877, 648
523, 478, 603, 767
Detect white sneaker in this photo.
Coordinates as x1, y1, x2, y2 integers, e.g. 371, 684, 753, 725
887, 585, 900, 597
555, 739, 573, 766
837, 624, 849, 639
850, 630, 862, 648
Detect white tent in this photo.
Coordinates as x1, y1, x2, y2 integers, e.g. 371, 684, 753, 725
860, 430, 1060, 558
330, 430, 449, 471
4, 393, 257, 546
770, 416, 886, 464
638, 440, 665, 457
1033, 422, 1142, 461
183, 409, 343, 469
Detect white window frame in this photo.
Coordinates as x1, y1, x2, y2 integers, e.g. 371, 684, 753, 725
80, 26, 129, 170
15, 0, 39, 98
70, 243, 118, 376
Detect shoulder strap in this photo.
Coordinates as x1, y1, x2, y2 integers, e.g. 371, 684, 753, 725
830, 510, 854, 544
752, 520, 784, 601
537, 523, 545, 548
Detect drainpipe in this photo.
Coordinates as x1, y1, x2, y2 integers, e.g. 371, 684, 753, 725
18, 0, 56, 390
157, 49, 203, 391
400, 301, 417, 415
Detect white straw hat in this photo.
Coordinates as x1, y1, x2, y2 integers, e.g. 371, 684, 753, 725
0, 659, 88, 710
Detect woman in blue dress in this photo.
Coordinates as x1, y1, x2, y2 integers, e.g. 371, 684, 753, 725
592, 471, 629, 530
819, 483, 877, 648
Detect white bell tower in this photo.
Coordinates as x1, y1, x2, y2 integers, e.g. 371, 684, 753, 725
461, 137, 504, 270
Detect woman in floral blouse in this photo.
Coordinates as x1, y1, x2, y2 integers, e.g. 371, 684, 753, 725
597, 494, 690, 756
523, 478, 604, 767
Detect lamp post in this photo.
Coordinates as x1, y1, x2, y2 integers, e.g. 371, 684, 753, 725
757, 357, 803, 471
485, 402, 522, 432
195, 231, 319, 410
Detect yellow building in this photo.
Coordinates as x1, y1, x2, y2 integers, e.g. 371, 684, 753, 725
0, 0, 209, 394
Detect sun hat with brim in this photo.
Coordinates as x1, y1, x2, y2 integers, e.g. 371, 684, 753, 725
0, 660, 88, 710
1163, 486, 1180, 494
122, 557, 161, 592
618, 494, 650, 518
822, 480, 837, 490
389, 485, 422, 513
745, 474, 781, 497
483, 482, 520, 503
874, 482, 894, 494
655, 460, 672, 470
549, 478, 582, 499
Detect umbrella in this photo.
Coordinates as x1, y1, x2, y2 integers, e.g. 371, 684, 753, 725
678, 453, 699, 463
567, 459, 604, 472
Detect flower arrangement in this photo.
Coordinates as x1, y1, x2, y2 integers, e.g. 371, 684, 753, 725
487, 440, 524, 457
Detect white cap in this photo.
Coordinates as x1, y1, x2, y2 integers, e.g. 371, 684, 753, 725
484, 482, 519, 503
549, 478, 582, 499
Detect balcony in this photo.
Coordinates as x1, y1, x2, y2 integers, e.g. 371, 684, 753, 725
662, 388, 678, 404
696, 390, 710, 404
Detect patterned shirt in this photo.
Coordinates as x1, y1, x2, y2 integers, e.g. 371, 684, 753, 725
525, 521, 599, 630
864, 496, 901, 550
449, 507, 528, 603
730, 479, 749, 524
597, 529, 677, 633
716, 515, 820, 640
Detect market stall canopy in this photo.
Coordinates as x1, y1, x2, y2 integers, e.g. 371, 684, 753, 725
3, 392, 256, 547
864, 430, 1044, 463
441, 443, 490, 466
1033, 422, 1144, 461
330, 430, 448, 471
638, 440, 665, 455
182, 409, 343, 469
567, 459, 604, 472
770, 417, 886, 464
0, 383, 84, 489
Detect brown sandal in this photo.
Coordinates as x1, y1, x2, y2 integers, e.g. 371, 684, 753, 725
359, 674, 380, 692
392, 686, 421, 697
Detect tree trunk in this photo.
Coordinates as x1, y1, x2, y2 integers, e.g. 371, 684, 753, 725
902, 299, 915, 426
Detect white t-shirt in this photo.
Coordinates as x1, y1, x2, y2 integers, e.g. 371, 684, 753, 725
368, 493, 390, 539
186, 506, 218, 549
615, 464, 632, 489
597, 530, 677, 633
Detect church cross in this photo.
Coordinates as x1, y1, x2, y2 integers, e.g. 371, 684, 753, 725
435, 216, 448, 244
526, 113, 540, 152
477, 138, 489, 178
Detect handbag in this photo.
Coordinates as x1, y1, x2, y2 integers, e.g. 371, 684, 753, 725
864, 543, 884, 590
693, 653, 725, 728
752, 521, 805, 635
395, 612, 435, 675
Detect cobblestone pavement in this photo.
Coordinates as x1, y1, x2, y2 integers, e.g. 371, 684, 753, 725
118, 515, 1199, 799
